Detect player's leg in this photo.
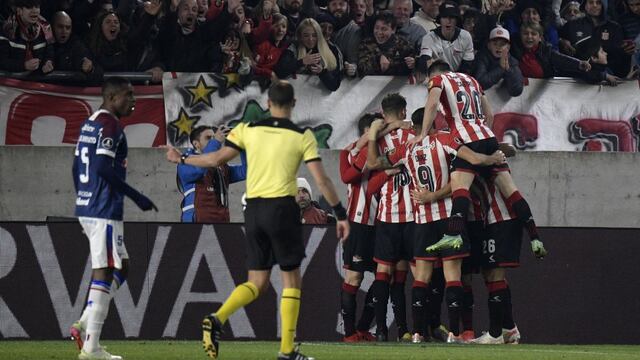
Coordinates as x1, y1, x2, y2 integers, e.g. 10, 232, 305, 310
411, 259, 434, 343
391, 260, 410, 341
471, 267, 507, 344
426, 266, 447, 341
442, 258, 465, 343
492, 172, 541, 243
428, 170, 476, 251
371, 222, 399, 341
460, 273, 475, 342
341, 269, 364, 342
76, 218, 125, 359
354, 224, 377, 341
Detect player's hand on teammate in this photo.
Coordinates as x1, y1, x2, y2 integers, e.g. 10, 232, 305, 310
530, 239, 547, 259
489, 150, 507, 165
410, 187, 435, 204
164, 145, 182, 164
384, 168, 401, 176
368, 119, 384, 139
336, 220, 350, 243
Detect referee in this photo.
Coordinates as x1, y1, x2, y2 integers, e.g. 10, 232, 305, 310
166, 80, 349, 360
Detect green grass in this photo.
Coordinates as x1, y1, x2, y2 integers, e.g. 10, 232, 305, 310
2, 341, 640, 360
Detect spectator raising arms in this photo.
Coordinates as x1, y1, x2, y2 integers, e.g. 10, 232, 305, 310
358, 11, 416, 76
288, 18, 343, 90
0, 0, 54, 74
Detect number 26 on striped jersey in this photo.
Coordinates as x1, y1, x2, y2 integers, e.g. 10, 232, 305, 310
455, 90, 484, 120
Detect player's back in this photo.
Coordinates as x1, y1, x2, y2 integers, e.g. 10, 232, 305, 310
74, 109, 127, 220
376, 128, 415, 223
433, 71, 495, 144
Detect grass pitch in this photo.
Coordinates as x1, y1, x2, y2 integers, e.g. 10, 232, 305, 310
2, 341, 640, 360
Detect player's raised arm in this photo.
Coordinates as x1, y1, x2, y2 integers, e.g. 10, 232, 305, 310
422, 86, 442, 138
366, 119, 393, 170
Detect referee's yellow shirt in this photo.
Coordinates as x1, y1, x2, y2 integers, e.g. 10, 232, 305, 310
225, 117, 320, 198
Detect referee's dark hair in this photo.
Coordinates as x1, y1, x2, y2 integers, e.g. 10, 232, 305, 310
102, 76, 131, 98
381, 93, 407, 118
189, 126, 213, 147
268, 80, 295, 107
428, 59, 451, 76
357, 113, 381, 136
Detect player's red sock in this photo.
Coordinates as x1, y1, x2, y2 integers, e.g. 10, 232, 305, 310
506, 191, 540, 240
390, 270, 408, 336
487, 280, 508, 337
445, 281, 463, 336
341, 283, 359, 337
462, 285, 474, 331
411, 281, 429, 336
372, 272, 391, 338
447, 189, 471, 235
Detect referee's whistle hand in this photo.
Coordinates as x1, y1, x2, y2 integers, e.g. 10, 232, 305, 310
337, 220, 350, 243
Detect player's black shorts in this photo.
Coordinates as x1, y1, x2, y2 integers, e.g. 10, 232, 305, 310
374, 221, 414, 265
463, 220, 487, 274
451, 137, 510, 178
244, 196, 304, 270
413, 220, 470, 262
342, 222, 376, 273
481, 219, 523, 269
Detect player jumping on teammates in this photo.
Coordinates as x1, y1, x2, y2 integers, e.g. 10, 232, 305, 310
418, 60, 547, 259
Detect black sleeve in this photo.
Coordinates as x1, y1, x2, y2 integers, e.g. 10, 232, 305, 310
274, 48, 298, 78
416, 54, 430, 73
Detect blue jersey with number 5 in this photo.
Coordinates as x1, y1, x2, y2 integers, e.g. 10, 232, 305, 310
73, 109, 128, 220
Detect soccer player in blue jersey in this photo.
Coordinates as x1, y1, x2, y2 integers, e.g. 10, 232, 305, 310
70, 77, 157, 360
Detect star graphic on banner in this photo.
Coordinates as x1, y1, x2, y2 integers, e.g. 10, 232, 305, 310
185, 75, 216, 108
169, 107, 200, 144
223, 73, 240, 88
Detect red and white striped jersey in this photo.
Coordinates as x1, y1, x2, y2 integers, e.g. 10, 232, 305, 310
428, 71, 495, 144
387, 132, 461, 224
376, 128, 415, 223
474, 177, 516, 224
340, 142, 379, 225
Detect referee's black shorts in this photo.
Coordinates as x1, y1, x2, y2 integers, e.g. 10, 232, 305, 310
451, 137, 510, 178
244, 196, 305, 271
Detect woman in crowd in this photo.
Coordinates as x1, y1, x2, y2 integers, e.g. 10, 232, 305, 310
511, 21, 590, 78
288, 18, 343, 91
87, 10, 129, 72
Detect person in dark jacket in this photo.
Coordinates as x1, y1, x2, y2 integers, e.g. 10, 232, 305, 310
512, 21, 591, 78
573, 35, 621, 85
0, 0, 54, 74
559, 0, 630, 77
86, 10, 130, 72
150, 0, 239, 73
288, 18, 343, 91
357, 11, 415, 76
52, 11, 98, 77
474, 26, 523, 96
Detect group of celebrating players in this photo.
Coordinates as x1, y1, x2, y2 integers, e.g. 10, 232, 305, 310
338, 59, 548, 345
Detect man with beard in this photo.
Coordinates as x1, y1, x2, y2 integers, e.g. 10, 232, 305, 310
295, 177, 335, 224
327, 0, 363, 66
150, 0, 240, 73
51, 11, 98, 78
281, 0, 312, 39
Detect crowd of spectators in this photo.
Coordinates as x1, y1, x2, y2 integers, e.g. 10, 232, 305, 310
0, 0, 638, 91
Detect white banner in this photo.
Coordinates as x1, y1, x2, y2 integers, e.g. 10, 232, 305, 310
163, 74, 640, 151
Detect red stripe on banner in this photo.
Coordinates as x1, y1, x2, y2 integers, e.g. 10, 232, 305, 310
0, 77, 163, 96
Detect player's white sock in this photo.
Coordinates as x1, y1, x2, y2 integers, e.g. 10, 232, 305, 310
78, 271, 124, 329
83, 280, 112, 353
